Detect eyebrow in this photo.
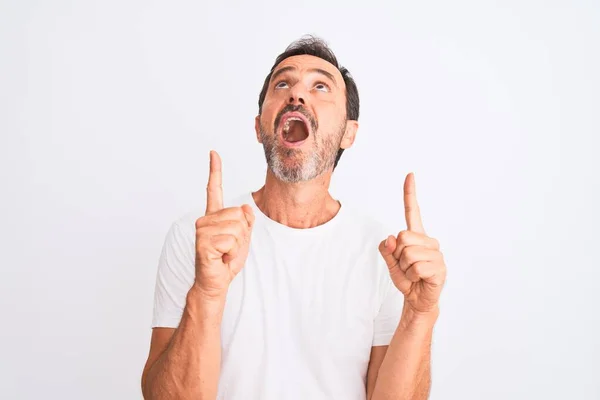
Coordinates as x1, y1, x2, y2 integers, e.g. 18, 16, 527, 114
270, 66, 338, 88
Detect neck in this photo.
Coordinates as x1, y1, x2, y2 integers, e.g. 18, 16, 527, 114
252, 169, 341, 229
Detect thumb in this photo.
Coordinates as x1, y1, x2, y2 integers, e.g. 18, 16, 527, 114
241, 204, 255, 228
378, 235, 398, 268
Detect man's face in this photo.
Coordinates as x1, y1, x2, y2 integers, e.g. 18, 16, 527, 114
256, 55, 355, 183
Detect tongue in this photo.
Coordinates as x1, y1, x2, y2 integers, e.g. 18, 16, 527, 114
285, 120, 308, 142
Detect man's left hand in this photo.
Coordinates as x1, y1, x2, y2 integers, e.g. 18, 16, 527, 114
379, 173, 447, 314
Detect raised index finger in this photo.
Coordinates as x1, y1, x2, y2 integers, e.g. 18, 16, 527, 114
205, 150, 224, 215
404, 172, 425, 233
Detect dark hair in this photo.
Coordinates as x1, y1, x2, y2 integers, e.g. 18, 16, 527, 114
257, 35, 359, 169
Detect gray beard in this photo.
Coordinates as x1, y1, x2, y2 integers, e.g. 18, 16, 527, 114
259, 124, 344, 183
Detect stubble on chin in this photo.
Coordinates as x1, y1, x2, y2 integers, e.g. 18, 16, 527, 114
259, 122, 344, 183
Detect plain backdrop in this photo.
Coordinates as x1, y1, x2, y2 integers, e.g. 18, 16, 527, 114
1, 1, 598, 399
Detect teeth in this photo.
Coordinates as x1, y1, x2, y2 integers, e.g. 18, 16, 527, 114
283, 117, 302, 134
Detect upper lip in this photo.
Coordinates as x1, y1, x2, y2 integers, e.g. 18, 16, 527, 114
278, 111, 312, 139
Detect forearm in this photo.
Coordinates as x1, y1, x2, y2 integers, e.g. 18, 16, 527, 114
371, 303, 438, 400
143, 285, 225, 400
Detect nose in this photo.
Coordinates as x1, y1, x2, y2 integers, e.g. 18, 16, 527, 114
288, 85, 306, 106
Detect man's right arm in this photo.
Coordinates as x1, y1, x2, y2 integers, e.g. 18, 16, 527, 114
141, 284, 226, 400
142, 151, 254, 399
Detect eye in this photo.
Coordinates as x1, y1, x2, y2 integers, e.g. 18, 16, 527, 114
315, 82, 330, 92
275, 81, 289, 89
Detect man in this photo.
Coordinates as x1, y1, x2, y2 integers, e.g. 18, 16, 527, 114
141, 36, 446, 400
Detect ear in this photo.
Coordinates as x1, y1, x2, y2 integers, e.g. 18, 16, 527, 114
255, 115, 262, 143
340, 120, 359, 149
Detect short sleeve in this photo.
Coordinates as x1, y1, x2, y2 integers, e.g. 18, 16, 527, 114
372, 275, 404, 346
151, 220, 196, 328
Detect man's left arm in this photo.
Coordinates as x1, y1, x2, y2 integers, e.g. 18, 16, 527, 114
369, 173, 446, 400
368, 306, 437, 400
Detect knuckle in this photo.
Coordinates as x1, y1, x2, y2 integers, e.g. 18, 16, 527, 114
397, 230, 410, 243
223, 234, 236, 245
195, 235, 209, 251
196, 228, 209, 242
233, 206, 245, 220
232, 220, 246, 236
413, 261, 425, 275
403, 246, 416, 262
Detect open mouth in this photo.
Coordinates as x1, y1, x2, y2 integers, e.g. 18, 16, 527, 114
279, 112, 310, 146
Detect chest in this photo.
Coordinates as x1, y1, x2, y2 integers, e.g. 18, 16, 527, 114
219, 233, 381, 360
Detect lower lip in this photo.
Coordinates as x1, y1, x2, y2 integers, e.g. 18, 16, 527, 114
281, 136, 308, 148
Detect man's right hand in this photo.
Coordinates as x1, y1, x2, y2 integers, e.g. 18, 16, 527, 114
194, 150, 255, 299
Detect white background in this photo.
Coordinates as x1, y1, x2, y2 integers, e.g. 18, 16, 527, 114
1, 1, 598, 399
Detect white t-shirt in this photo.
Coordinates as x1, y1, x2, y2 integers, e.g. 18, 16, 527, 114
151, 192, 404, 400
